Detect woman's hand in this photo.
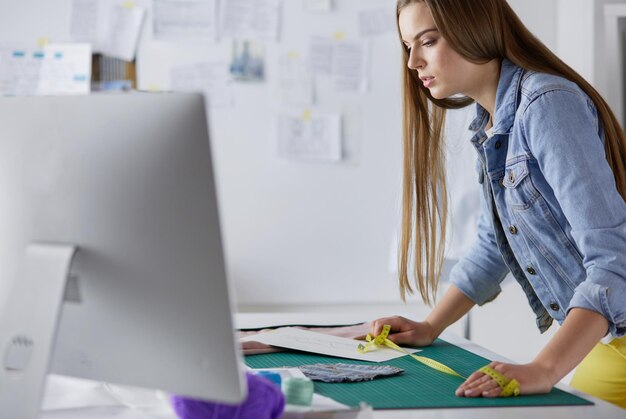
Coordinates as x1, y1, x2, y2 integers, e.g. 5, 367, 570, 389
455, 361, 555, 398
370, 316, 437, 347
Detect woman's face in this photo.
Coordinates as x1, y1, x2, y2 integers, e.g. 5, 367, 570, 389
398, 2, 486, 100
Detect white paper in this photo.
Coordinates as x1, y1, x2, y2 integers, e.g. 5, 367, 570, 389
153, 0, 218, 42
70, 0, 146, 61
309, 38, 369, 93
304, 0, 332, 13
0, 44, 91, 96
333, 41, 368, 93
38, 44, 92, 95
358, 8, 396, 37
70, 0, 100, 44
241, 327, 420, 362
278, 53, 314, 106
0, 48, 41, 96
99, 3, 146, 61
309, 37, 334, 76
276, 111, 342, 161
170, 61, 233, 108
220, 0, 281, 42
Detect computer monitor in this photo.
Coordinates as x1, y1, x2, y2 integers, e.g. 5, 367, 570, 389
0, 92, 247, 419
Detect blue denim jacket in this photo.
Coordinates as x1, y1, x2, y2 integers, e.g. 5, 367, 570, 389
449, 59, 626, 337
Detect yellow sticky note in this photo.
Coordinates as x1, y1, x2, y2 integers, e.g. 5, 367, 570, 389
301, 109, 312, 122
333, 31, 345, 41
287, 51, 299, 60
37, 37, 50, 48
122, 1, 136, 9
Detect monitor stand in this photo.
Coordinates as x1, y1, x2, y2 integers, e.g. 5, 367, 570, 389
0, 243, 76, 419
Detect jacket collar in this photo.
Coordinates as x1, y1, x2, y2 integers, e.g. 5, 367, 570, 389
468, 58, 525, 134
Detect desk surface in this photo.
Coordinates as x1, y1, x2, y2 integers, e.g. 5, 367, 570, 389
41, 307, 625, 419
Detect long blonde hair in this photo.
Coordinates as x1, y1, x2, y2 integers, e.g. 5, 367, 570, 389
397, 0, 626, 304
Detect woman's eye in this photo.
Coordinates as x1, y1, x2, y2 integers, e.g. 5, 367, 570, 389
421, 39, 436, 47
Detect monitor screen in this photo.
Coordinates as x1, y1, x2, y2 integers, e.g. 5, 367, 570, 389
0, 92, 246, 418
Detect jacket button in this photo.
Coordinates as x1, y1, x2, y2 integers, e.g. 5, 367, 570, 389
549, 302, 560, 311
527, 266, 536, 275
509, 225, 518, 234
495, 140, 502, 150
499, 177, 505, 188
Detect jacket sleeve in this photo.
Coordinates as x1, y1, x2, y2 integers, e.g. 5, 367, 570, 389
521, 88, 626, 338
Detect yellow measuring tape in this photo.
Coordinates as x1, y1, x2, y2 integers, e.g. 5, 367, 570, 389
357, 324, 465, 379
356, 324, 521, 397
478, 366, 520, 397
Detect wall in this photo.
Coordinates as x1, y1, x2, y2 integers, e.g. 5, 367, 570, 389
136, 1, 406, 305
557, 0, 626, 100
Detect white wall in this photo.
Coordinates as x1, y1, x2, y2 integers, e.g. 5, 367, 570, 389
557, 0, 626, 102
509, 0, 558, 50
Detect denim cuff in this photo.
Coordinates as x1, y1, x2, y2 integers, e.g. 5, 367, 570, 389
449, 257, 504, 306
567, 269, 626, 338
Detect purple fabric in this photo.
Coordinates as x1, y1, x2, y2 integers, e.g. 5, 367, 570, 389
170, 373, 285, 419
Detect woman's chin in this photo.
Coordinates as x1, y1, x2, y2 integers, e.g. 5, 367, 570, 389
428, 88, 446, 100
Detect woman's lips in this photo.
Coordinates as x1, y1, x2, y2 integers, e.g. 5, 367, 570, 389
421, 76, 435, 88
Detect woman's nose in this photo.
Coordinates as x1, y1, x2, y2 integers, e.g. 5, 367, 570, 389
407, 50, 425, 70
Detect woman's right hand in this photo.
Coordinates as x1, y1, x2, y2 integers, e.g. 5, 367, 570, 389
370, 316, 437, 347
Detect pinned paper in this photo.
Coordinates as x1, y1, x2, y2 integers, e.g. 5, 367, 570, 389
70, 0, 99, 45
153, 0, 218, 42
278, 52, 314, 106
358, 8, 396, 37
304, 0, 332, 13
309, 37, 333, 76
333, 41, 369, 93
38, 44, 92, 95
276, 110, 342, 161
220, 0, 281, 42
170, 61, 233, 108
0, 44, 91, 96
98, 3, 146, 61
309, 37, 369, 93
241, 328, 420, 363
70, 0, 146, 61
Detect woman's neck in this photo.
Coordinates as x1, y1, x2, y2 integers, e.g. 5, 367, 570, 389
467, 59, 501, 125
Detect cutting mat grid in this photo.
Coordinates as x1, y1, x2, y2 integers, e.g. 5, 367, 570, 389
245, 339, 592, 409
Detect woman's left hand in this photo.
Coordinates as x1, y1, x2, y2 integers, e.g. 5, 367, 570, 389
455, 361, 555, 397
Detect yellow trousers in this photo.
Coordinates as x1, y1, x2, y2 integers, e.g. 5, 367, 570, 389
570, 335, 626, 409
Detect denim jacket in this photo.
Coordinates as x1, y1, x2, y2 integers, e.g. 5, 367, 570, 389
449, 59, 626, 337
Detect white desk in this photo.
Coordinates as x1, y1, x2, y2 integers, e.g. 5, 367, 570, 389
41, 307, 625, 419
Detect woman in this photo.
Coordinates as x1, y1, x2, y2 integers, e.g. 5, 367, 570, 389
371, 0, 626, 407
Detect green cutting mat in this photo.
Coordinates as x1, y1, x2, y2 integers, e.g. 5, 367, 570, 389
245, 339, 592, 409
